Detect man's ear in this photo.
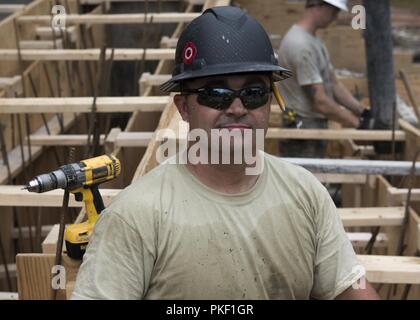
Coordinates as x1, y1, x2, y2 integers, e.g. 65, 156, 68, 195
174, 94, 190, 123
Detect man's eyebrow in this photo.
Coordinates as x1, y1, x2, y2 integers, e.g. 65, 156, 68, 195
243, 76, 270, 87
200, 79, 228, 87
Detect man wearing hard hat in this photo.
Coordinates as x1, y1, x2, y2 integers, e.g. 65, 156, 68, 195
72, 6, 379, 300
278, 0, 371, 158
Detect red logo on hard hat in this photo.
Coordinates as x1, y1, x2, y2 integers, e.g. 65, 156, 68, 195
182, 42, 197, 65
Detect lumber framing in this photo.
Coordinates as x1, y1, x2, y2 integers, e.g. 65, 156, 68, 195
0, 5, 25, 13
266, 128, 406, 141
0, 186, 120, 207
0, 96, 170, 113
283, 158, 420, 176
18, 13, 201, 25
0, 48, 175, 61
357, 255, 420, 284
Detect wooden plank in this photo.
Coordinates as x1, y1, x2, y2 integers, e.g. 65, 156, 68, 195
0, 186, 120, 207
339, 207, 404, 227
0, 96, 170, 113
28, 134, 106, 146
314, 173, 367, 184
0, 5, 25, 13
0, 48, 175, 61
42, 224, 63, 254
388, 187, 420, 204
0, 292, 18, 300
17, 13, 201, 25
19, 40, 63, 50
35, 26, 78, 42
357, 255, 420, 284
283, 158, 420, 176
16, 254, 81, 300
348, 232, 388, 248
266, 128, 406, 141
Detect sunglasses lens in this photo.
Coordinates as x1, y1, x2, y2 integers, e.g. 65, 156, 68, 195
197, 88, 234, 110
195, 87, 270, 110
240, 87, 270, 109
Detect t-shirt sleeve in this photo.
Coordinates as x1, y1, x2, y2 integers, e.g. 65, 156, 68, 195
71, 209, 155, 300
310, 187, 365, 300
295, 49, 323, 87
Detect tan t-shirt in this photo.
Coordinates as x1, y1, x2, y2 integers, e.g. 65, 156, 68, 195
278, 24, 334, 119
71, 152, 362, 300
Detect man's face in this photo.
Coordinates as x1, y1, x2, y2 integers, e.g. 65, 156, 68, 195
174, 73, 272, 157
316, 3, 340, 28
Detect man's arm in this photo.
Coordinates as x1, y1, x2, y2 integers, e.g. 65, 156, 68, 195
303, 83, 360, 128
331, 71, 365, 116
335, 280, 380, 300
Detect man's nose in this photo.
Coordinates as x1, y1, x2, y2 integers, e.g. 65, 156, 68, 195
225, 97, 248, 117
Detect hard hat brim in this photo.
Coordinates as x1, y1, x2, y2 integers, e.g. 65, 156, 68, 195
159, 63, 293, 92
323, 0, 348, 12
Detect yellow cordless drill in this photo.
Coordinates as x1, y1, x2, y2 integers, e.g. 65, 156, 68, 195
24, 154, 121, 259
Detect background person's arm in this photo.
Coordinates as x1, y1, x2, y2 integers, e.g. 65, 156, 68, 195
303, 83, 360, 128
331, 71, 365, 116
335, 280, 381, 300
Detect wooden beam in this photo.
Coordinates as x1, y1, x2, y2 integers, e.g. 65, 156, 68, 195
266, 128, 406, 141
19, 40, 63, 50
283, 157, 420, 176
28, 134, 106, 146
0, 48, 175, 61
388, 187, 420, 204
0, 96, 170, 113
35, 26, 78, 42
339, 207, 404, 227
0, 4, 25, 13
348, 232, 388, 248
0, 186, 120, 207
16, 254, 81, 300
314, 173, 367, 184
0, 292, 18, 300
357, 255, 420, 284
17, 13, 200, 25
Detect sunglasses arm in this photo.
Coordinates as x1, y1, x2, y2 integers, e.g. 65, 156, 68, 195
271, 81, 286, 112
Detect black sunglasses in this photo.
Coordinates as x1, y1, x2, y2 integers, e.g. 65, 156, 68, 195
182, 86, 272, 110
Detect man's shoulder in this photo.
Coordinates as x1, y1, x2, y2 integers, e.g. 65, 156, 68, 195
264, 152, 324, 189
106, 159, 181, 213
281, 25, 313, 47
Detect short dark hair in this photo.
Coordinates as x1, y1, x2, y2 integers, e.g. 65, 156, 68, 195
305, 0, 324, 8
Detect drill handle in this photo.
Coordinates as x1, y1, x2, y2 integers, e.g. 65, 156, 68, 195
91, 184, 105, 214
73, 185, 105, 224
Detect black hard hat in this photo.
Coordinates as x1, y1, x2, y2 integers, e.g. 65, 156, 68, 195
160, 6, 292, 92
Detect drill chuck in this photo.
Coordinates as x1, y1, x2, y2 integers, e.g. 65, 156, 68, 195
24, 155, 120, 193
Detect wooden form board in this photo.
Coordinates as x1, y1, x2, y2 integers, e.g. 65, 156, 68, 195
0, 186, 120, 207
357, 255, 420, 284
18, 12, 201, 25
0, 5, 25, 14
14, 252, 420, 300
16, 254, 81, 300
0, 96, 170, 113
0, 48, 175, 61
